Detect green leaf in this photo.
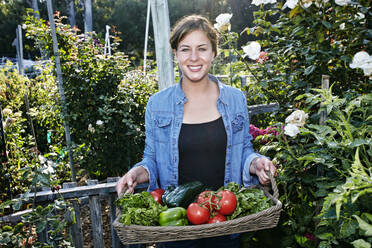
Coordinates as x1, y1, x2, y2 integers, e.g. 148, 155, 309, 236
340, 219, 358, 238
13, 198, 23, 211
304, 65, 316, 75
351, 239, 371, 248
353, 215, 372, 236
363, 213, 372, 223
321, 21, 332, 29
316, 232, 334, 240
295, 234, 307, 245
351, 189, 372, 203
289, 6, 302, 19
36, 220, 47, 233
318, 241, 332, 248
349, 138, 371, 148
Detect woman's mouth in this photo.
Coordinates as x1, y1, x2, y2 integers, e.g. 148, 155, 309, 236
188, 65, 202, 72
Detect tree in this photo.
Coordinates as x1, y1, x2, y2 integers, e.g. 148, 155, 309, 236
64, 0, 76, 28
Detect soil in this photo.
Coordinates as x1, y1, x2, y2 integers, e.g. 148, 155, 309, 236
80, 198, 113, 247
79, 198, 155, 248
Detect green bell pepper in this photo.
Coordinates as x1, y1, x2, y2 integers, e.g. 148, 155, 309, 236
159, 207, 188, 226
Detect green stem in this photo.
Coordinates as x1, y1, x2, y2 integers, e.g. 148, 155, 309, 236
278, 131, 298, 160
336, 109, 353, 141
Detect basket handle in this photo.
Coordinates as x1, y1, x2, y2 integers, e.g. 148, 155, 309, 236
266, 170, 279, 200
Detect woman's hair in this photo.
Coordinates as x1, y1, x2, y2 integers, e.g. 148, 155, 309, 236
170, 15, 219, 56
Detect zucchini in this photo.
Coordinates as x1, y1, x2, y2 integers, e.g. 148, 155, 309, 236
163, 181, 204, 208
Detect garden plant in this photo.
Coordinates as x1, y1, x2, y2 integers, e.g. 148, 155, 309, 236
0, 0, 371, 247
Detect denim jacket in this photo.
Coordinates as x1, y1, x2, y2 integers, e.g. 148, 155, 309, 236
134, 74, 261, 191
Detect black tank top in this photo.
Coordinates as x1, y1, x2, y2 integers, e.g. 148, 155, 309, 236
178, 116, 227, 190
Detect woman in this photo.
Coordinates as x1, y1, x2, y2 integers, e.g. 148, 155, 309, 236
116, 15, 276, 248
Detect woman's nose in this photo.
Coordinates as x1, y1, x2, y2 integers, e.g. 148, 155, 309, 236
190, 49, 199, 61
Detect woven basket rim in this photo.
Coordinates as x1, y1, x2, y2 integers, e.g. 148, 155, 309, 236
113, 197, 282, 231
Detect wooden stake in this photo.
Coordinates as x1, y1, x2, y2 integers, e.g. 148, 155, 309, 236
151, 0, 174, 90
46, 0, 77, 182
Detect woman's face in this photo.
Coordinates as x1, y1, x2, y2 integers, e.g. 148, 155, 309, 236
175, 30, 215, 84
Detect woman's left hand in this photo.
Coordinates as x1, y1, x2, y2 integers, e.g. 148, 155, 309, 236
250, 157, 276, 185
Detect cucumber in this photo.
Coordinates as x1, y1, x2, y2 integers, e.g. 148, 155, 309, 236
163, 181, 204, 208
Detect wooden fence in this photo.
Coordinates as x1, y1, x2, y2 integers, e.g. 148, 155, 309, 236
1, 177, 149, 248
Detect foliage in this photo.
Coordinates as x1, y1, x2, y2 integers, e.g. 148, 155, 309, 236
214, 3, 371, 244
0, 0, 239, 62
215, 0, 371, 128
0, 61, 68, 202
316, 149, 372, 248
23, 10, 157, 179
255, 89, 371, 247
0, 149, 74, 247
251, 0, 371, 109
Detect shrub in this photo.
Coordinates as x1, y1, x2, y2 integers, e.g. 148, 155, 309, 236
23, 10, 158, 179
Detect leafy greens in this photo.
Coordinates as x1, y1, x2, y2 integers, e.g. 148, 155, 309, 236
115, 191, 167, 226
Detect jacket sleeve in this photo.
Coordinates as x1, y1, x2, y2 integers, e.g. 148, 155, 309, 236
133, 98, 159, 191
240, 92, 262, 187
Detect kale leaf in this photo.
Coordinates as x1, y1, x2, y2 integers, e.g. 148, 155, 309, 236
116, 191, 167, 226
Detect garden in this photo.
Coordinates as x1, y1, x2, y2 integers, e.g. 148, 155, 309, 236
0, 0, 371, 247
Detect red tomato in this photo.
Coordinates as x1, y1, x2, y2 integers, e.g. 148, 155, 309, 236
208, 213, 226, 224
150, 188, 165, 204
187, 203, 210, 225
197, 190, 218, 211
217, 190, 237, 215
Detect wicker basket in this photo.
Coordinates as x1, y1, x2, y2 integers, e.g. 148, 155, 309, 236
113, 173, 282, 245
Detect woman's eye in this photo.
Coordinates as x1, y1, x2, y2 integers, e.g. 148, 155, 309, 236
180, 48, 189, 52
199, 48, 207, 51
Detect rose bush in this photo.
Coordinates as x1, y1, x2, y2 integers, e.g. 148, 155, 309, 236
212, 1, 371, 247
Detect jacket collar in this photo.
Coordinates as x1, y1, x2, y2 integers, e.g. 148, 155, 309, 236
174, 74, 227, 105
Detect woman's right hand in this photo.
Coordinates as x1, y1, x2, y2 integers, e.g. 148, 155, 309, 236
115, 166, 149, 196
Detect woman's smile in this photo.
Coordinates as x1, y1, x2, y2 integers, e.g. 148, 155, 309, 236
188, 65, 202, 72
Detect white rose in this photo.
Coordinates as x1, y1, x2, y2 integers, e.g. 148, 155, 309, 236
2, 108, 12, 115
335, 0, 348, 6
350, 51, 372, 69
38, 154, 47, 164
88, 124, 95, 133
302, 0, 313, 8
252, 0, 277, 6
252, 0, 264, 5
285, 110, 309, 127
339, 23, 345, 30
314, 0, 328, 7
355, 12, 365, 20
242, 42, 261, 60
214, 13, 232, 32
96, 120, 103, 125
283, 0, 299, 9
284, 124, 300, 137
360, 61, 372, 76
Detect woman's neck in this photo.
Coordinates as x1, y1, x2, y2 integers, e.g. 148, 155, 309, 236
181, 77, 215, 99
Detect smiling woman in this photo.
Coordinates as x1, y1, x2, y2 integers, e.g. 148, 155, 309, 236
116, 14, 277, 248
